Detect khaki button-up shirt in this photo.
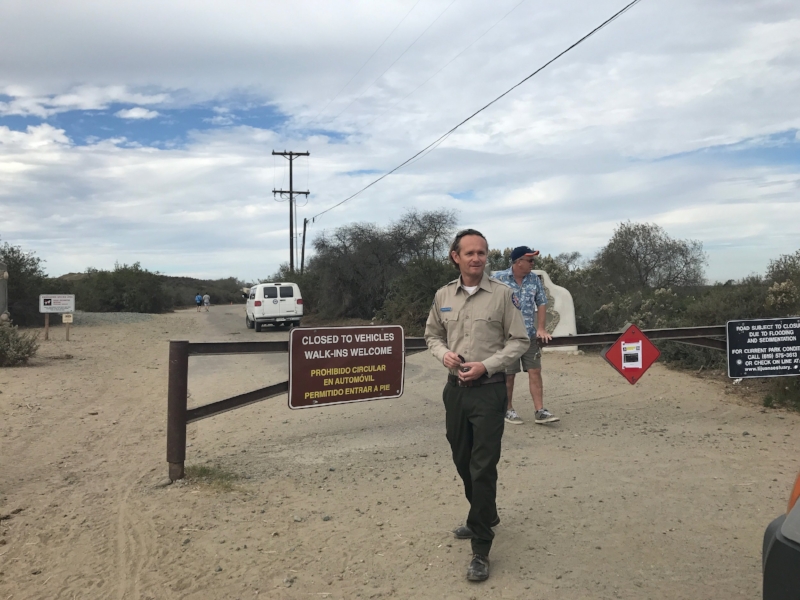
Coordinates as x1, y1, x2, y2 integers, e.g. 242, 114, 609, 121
424, 272, 530, 377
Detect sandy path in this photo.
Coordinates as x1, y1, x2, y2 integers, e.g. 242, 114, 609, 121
1, 308, 798, 599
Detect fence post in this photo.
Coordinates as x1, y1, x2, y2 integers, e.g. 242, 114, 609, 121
167, 340, 190, 481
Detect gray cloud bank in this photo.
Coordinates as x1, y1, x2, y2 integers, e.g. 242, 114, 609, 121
1, 0, 799, 281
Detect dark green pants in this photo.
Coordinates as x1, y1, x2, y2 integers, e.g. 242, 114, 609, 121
443, 380, 506, 556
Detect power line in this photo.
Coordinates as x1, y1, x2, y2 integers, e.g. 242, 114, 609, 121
330, 0, 460, 122
310, 0, 644, 222
312, 0, 425, 121
365, 0, 530, 128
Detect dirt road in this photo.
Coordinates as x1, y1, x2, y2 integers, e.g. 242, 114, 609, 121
1, 308, 798, 599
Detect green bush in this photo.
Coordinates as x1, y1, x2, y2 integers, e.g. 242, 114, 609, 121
764, 378, 800, 411
72, 263, 168, 313
271, 209, 458, 320
163, 275, 248, 307
0, 326, 39, 367
378, 258, 455, 335
591, 221, 706, 292
656, 276, 780, 371
0, 240, 48, 326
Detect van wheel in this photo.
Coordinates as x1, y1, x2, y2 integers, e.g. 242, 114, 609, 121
254, 321, 262, 332
246, 314, 254, 329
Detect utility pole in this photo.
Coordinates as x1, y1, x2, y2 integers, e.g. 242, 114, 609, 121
272, 150, 309, 273
300, 218, 308, 274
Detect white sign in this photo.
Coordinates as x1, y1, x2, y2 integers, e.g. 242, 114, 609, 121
61, 313, 74, 324
621, 341, 643, 369
39, 294, 75, 313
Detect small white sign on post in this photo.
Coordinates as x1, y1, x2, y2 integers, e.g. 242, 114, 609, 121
39, 294, 75, 313
61, 313, 74, 324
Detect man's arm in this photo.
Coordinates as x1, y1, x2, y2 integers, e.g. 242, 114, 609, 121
424, 293, 450, 365
534, 278, 552, 342
481, 290, 530, 377
536, 305, 552, 342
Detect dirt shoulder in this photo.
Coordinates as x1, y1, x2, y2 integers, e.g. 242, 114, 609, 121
1, 308, 798, 599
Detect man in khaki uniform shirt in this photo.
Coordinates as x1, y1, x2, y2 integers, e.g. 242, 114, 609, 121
425, 229, 529, 582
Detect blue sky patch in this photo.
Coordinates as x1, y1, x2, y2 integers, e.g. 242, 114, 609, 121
345, 169, 382, 176
0, 103, 289, 147
449, 190, 475, 200
658, 129, 800, 166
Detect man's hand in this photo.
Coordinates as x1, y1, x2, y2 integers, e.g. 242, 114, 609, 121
458, 362, 487, 381
443, 351, 463, 370
536, 305, 551, 345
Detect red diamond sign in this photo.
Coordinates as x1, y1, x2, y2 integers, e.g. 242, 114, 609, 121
602, 324, 661, 385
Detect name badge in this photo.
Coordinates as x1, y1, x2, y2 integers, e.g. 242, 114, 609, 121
440, 307, 452, 312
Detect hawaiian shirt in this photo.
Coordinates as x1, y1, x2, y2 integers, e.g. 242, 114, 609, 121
492, 268, 547, 339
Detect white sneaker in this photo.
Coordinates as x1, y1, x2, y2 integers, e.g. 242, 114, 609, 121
504, 410, 523, 425
534, 408, 560, 424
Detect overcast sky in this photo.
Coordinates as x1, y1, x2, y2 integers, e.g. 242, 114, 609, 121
1, 0, 799, 282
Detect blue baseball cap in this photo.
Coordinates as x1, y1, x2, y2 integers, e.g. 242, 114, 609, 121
510, 246, 540, 262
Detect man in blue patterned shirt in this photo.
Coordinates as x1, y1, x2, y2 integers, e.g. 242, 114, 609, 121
493, 246, 559, 425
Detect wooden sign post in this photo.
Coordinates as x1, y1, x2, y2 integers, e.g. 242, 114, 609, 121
62, 313, 74, 341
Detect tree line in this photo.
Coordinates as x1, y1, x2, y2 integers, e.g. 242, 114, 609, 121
0, 239, 246, 326
267, 212, 798, 409
3, 218, 798, 408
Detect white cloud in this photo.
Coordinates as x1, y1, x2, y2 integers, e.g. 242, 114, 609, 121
114, 107, 160, 120
0, 85, 168, 117
1, 0, 799, 282
0, 123, 70, 149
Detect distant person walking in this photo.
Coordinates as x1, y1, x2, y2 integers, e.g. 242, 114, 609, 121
493, 246, 559, 425
203, 293, 211, 311
425, 229, 529, 582
195, 293, 203, 312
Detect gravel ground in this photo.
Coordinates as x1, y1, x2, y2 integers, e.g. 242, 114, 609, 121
2, 309, 797, 600
71, 311, 156, 326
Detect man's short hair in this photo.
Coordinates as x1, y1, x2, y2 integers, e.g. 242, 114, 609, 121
449, 229, 488, 267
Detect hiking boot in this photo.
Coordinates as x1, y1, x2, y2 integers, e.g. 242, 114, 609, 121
535, 408, 560, 424
453, 515, 500, 539
467, 554, 490, 582
504, 409, 523, 425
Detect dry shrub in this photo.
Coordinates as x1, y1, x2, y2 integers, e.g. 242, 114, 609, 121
0, 326, 39, 367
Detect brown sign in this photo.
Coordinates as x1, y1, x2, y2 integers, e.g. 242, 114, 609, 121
289, 326, 405, 409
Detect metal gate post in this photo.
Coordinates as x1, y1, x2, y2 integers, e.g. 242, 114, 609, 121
167, 340, 190, 481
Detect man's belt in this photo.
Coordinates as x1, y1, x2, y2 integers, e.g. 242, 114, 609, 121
447, 373, 506, 388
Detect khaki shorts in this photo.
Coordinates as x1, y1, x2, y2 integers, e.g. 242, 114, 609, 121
505, 344, 542, 374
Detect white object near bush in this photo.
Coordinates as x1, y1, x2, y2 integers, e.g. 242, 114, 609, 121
532, 270, 578, 353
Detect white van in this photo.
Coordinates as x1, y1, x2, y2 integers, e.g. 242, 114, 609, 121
245, 282, 303, 331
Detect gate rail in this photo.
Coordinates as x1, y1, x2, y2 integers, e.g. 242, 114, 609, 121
545, 325, 727, 351
166, 326, 725, 481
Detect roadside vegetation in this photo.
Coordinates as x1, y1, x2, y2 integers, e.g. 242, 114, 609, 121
266, 215, 799, 409
0, 326, 40, 367
0, 238, 246, 326
3, 221, 798, 407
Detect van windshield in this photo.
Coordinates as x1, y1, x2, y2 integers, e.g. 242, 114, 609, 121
279, 286, 294, 298
263, 287, 278, 298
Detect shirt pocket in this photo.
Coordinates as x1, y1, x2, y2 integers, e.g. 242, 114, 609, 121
473, 315, 503, 342
440, 308, 461, 335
